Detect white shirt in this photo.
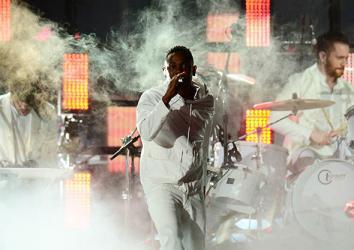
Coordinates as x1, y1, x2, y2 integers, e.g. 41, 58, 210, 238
0, 93, 57, 167
270, 64, 354, 158
10, 104, 32, 164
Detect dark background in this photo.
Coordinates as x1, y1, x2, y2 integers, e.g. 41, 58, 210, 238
24, 0, 354, 45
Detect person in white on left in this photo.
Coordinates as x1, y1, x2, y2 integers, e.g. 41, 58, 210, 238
0, 80, 57, 168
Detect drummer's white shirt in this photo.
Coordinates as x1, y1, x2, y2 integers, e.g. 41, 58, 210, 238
270, 63, 354, 159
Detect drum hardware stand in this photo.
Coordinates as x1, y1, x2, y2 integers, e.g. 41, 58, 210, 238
208, 61, 242, 194
234, 104, 299, 233
256, 197, 265, 237
214, 32, 244, 171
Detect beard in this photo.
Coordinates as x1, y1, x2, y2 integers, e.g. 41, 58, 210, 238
325, 62, 345, 79
334, 67, 345, 78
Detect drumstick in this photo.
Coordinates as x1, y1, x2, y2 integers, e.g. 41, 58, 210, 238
321, 108, 334, 131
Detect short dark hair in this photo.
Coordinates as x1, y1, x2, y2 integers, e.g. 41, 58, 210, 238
166, 45, 194, 64
315, 31, 350, 59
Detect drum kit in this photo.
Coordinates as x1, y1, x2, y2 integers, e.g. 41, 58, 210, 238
207, 95, 354, 245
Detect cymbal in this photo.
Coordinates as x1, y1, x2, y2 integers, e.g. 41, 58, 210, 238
253, 99, 335, 111
217, 71, 256, 85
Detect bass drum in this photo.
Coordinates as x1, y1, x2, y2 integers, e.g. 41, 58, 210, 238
291, 159, 354, 242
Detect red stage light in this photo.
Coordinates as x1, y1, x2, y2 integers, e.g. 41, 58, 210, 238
245, 109, 272, 144
0, 0, 11, 41
207, 52, 240, 73
106, 106, 139, 147
343, 53, 354, 86
206, 14, 239, 43
246, 0, 271, 47
107, 106, 141, 173
62, 53, 89, 111
64, 171, 91, 229
107, 155, 140, 174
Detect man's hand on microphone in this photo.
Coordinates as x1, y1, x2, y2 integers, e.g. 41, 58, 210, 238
162, 72, 185, 108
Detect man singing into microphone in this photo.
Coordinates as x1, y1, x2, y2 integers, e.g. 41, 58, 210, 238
137, 46, 214, 250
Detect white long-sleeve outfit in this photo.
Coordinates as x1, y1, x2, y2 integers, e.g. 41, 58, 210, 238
270, 64, 354, 161
0, 93, 57, 167
137, 81, 214, 250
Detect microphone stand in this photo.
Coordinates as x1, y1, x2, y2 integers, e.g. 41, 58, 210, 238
110, 133, 140, 198
110, 134, 140, 161
110, 129, 140, 239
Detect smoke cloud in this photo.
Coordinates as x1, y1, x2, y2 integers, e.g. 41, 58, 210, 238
1, 1, 350, 250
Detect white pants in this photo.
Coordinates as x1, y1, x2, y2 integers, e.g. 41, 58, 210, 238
145, 184, 205, 250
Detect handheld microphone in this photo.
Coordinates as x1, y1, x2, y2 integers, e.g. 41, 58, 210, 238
178, 76, 185, 84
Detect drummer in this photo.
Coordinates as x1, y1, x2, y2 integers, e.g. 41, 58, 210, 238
270, 31, 354, 175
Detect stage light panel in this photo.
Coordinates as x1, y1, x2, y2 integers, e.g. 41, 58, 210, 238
343, 53, 354, 86
64, 171, 91, 229
207, 52, 240, 73
108, 155, 140, 174
0, 0, 11, 41
106, 106, 139, 147
107, 106, 140, 174
62, 53, 89, 111
246, 0, 271, 47
206, 14, 239, 43
245, 109, 272, 144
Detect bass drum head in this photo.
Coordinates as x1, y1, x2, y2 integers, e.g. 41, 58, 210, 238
292, 159, 354, 242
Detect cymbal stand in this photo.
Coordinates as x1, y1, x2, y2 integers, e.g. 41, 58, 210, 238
237, 112, 295, 234
238, 112, 294, 140
255, 127, 263, 170
215, 42, 233, 169
237, 113, 293, 169
239, 93, 300, 143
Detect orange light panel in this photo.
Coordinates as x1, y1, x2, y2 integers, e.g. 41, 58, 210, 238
207, 52, 240, 73
245, 109, 272, 144
62, 53, 89, 111
64, 171, 91, 229
246, 0, 271, 47
343, 53, 354, 86
107, 106, 141, 173
108, 155, 140, 174
206, 14, 239, 43
107, 106, 140, 147
0, 0, 11, 41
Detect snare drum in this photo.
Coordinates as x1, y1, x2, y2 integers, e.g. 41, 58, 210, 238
213, 164, 264, 214
290, 159, 354, 242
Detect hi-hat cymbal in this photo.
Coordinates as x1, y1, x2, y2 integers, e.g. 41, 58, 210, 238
253, 98, 335, 111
